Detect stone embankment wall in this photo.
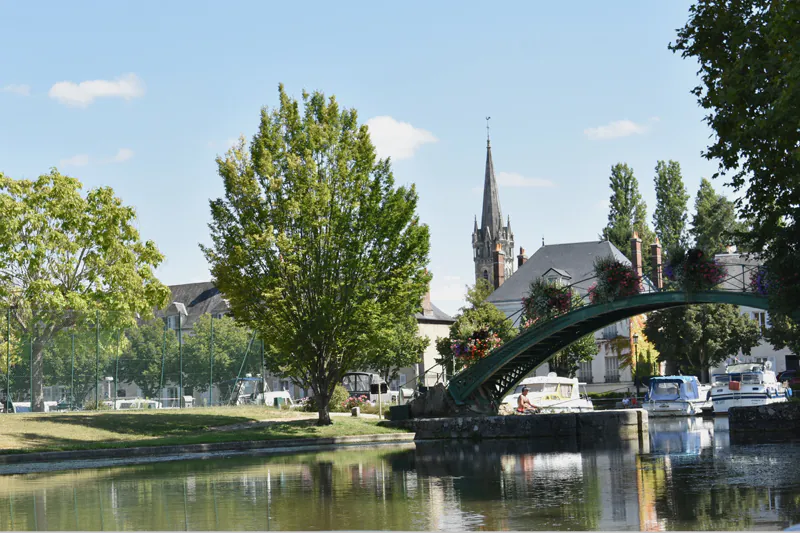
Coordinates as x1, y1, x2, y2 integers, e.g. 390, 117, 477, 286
728, 402, 800, 435
385, 409, 647, 443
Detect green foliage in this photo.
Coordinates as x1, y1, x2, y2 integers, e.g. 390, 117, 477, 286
119, 320, 179, 400
202, 85, 430, 425
0, 170, 170, 411
690, 179, 746, 256
435, 281, 516, 375
304, 383, 350, 413
547, 335, 598, 378
665, 248, 726, 292
601, 163, 655, 253
182, 314, 259, 400
670, 0, 800, 258
644, 305, 761, 382
763, 312, 800, 355
653, 160, 689, 254
365, 314, 428, 384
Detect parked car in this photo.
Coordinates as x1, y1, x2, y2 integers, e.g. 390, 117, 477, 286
777, 369, 800, 387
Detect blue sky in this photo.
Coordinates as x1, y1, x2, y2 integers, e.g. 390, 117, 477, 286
0, 1, 728, 316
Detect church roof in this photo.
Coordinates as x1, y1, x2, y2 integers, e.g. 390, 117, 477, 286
486, 240, 632, 305
480, 140, 503, 236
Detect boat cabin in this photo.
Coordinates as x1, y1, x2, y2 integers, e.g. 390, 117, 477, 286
646, 376, 702, 402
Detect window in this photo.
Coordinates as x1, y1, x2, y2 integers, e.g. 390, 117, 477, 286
166, 315, 179, 329
578, 361, 593, 383
559, 384, 573, 398
605, 357, 620, 383
212, 313, 225, 320
399, 374, 407, 386
117, 389, 127, 398
602, 324, 618, 340
483, 270, 489, 280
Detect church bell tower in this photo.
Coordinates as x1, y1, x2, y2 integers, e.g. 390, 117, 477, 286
472, 119, 515, 288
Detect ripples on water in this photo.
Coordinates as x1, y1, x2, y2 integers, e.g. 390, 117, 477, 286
0, 418, 799, 531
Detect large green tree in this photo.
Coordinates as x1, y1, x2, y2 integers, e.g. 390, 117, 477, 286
118, 320, 179, 400
653, 160, 690, 255
690, 178, 746, 255
366, 314, 429, 385
601, 163, 655, 253
670, 0, 800, 259
435, 280, 516, 376
644, 304, 760, 382
202, 85, 430, 425
0, 170, 171, 411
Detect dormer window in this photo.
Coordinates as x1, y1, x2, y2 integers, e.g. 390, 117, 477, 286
166, 315, 180, 329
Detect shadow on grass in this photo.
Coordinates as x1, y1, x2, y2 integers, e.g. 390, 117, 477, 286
31, 412, 259, 437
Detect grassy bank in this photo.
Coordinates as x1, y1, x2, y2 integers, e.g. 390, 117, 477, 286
0, 406, 405, 455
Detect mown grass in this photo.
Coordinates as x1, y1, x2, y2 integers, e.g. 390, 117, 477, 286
0, 406, 405, 455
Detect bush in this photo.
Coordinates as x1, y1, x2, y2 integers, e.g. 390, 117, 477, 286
301, 384, 351, 412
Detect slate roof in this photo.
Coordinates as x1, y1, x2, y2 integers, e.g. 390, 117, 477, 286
155, 282, 229, 329
486, 240, 632, 305
157, 281, 454, 328
415, 303, 456, 325
480, 140, 503, 237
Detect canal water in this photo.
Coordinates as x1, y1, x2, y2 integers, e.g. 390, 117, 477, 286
1, 418, 799, 531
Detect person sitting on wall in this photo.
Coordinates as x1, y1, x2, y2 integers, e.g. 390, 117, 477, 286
622, 395, 631, 408
517, 387, 540, 414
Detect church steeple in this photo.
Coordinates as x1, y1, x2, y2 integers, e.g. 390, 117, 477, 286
480, 136, 502, 237
473, 119, 516, 288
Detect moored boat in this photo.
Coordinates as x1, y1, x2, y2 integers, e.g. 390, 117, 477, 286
644, 376, 707, 417
710, 361, 791, 415
501, 373, 593, 413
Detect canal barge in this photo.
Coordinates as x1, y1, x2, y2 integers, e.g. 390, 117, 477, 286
710, 361, 791, 415
501, 373, 594, 413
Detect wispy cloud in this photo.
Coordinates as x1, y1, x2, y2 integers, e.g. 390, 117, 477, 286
109, 148, 134, 163
1, 84, 31, 96
496, 171, 555, 188
584, 118, 657, 141
365, 116, 437, 161
59, 148, 134, 168
59, 154, 90, 167
49, 73, 145, 107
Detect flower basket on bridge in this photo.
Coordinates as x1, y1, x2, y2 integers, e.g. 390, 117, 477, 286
666, 249, 725, 292
451, 328, 503, 368
589, 256, 641, 304
749, 267, 769, 296
522, 278, 574, 320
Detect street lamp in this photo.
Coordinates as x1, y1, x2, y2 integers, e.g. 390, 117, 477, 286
632, 334, 640, 400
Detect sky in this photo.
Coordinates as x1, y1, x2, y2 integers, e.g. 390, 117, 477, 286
0, 1, 732, 317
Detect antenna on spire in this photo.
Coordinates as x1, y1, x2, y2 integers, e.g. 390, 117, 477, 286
486, 116, 491, 145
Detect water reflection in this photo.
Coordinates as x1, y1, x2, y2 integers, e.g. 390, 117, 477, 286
0, 421, 799, 531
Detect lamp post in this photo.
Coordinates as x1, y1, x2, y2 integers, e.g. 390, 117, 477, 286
633, 333, 640, 400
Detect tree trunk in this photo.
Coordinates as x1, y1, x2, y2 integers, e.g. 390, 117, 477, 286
316, 392, 332, 426
32, 341, 45, 412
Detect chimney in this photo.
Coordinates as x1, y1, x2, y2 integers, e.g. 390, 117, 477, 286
517, 247, 527, 268
651, 237, 663, 290
493, 243, 505, 289
422, 270, 433, 316
630, 232, 643, 279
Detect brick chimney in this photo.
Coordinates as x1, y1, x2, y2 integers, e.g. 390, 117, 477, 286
630, 232, 643, 279
421, 270, 433, 316
493, 243, 505, 289
517, 247, 527, 268
651, 237, 663, 290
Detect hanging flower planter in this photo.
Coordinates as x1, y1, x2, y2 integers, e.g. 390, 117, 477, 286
749, 267, 769, 296
451, 328, 503, 368
589, 256, 641, 304
522, 278, 574, 321
666, 248, 726, 291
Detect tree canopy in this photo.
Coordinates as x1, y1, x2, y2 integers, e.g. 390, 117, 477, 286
202, 85, 431, 425
653, 160, 689, 255
690, 178, 746, 256
601, 163, 655, 253
0, 170, 171, 411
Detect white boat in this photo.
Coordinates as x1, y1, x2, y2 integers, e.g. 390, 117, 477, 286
710, 361, 791, 415
644, 376, 708, 417
502, 373, 594, 413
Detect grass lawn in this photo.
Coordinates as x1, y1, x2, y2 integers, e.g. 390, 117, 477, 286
0, 406, 406, 455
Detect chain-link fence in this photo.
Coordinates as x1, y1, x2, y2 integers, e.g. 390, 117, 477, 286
0, 308, 303, 414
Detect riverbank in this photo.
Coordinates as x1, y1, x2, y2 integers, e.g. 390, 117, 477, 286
0, 406, 406, 456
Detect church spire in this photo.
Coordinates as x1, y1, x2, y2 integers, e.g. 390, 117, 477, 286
481, 118, 502, 236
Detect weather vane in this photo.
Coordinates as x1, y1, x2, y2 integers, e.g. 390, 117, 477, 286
486, 116, 491, 142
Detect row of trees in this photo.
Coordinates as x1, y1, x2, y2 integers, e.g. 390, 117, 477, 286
2, 86, 433, 423
600, 160, 761, 379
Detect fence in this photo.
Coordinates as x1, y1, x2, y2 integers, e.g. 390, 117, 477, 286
0, 309, 300, 413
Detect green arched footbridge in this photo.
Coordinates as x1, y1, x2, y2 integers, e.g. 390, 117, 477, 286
446, 290, 774, 408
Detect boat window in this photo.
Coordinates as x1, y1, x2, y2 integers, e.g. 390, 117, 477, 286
513, 383, 545, 394
712, 374, 730, 385
559, 384, 573, 398
543, 383, 558, 393
650, 381, 681, 401
342, 375, 356, 392
741, 373, 762, 384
